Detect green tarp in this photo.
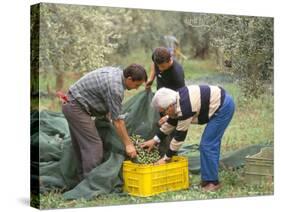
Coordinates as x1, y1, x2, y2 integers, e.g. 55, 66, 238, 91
31, 91, 269, 200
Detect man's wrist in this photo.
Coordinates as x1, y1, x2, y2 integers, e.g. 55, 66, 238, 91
126, 142, 133, 147
163, 154, 171, 162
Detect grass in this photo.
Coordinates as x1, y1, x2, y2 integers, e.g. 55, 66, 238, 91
36, 57, 274, 209
38, 168, 273, 209
184, 59, 219, 80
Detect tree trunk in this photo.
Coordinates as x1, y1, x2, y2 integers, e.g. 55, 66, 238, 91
46, 83, 52, 96
194, 46, 209, 59
55, 72, 64, 91
215, 47, 224, 71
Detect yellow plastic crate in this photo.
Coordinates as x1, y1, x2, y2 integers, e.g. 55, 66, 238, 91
122, 156, 189, 197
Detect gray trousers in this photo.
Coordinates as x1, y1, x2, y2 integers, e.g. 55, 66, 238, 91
62, 99, 103, 179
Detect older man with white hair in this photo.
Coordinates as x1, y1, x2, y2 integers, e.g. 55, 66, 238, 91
141, 85, 235, 192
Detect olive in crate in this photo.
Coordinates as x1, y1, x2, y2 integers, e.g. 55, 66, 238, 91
130, 134, 161, 164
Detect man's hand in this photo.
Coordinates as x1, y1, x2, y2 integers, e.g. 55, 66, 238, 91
113, 119, 137, 158
145, 80, 153, 90
158, 115, 169, 126
125, 143, 137, 158
140, 139, 157, 152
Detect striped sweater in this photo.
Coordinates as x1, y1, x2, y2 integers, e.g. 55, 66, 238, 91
155, 85, 225, 158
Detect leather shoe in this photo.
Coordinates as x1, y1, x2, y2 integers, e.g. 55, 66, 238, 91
202, 183, 222, 192
200, 181, 209, 187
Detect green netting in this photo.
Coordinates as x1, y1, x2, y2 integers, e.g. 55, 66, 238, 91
31, 90, 270, 200
122, 91, 160, 140
179, 144, 270, 174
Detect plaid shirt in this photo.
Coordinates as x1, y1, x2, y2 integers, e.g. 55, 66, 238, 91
69, 67, 126, 120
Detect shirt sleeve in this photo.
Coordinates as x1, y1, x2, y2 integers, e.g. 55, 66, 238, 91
109, 94, 123, 120
173, 64, 185, 88
166, 117, 193, 158
107, 80, 124, 121
155, 117, 178, 141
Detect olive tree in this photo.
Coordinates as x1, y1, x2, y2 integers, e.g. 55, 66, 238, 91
210, 15, 274, 97
39, 3, 119, 90
179, 13, 273, 97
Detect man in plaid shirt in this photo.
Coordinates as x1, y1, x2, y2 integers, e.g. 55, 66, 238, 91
62, 64, 147, 179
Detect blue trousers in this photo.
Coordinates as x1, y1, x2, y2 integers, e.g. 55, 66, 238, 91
200, 94, 235, 182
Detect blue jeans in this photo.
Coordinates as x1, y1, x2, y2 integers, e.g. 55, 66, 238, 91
200, 94, 235, 182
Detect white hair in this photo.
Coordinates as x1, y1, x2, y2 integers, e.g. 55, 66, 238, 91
151, 87, 178, 109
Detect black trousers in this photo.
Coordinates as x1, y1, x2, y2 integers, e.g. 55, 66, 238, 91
62, 99, 103, 179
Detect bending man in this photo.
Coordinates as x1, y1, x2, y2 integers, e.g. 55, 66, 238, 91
62, 64, 147, 179
141, 85, 235, 192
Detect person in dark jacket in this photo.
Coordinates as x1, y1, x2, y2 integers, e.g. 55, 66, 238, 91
146, 47, 185, 91
146, 47, 185, 125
